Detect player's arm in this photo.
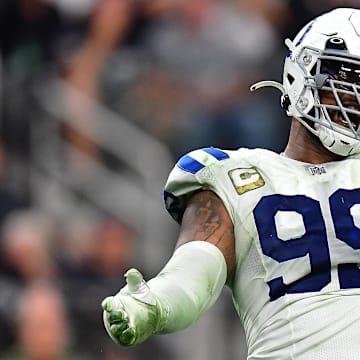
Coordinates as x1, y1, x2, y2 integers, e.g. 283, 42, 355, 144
102, 190, 235, 346
177, 190, 236, 281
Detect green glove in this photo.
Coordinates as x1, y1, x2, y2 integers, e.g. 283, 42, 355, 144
102, 241, 227, 347
102, 268, 165, 346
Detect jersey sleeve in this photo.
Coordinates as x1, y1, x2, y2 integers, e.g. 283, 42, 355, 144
163, 147, 231, 223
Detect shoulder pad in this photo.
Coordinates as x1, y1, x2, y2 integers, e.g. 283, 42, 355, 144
177, 147, 230, 174
164, 147, 230, 223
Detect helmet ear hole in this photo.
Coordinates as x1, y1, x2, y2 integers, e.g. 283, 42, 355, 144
287, 73, 295, 85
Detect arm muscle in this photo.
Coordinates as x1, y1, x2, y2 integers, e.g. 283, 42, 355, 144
177, 190, 236, 281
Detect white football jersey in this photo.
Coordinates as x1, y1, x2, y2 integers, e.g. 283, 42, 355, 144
164, 147, 360, 360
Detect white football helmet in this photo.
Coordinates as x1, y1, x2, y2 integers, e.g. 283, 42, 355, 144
251, 8, 360, 156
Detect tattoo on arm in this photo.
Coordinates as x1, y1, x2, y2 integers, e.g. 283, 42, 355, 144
177, 191, 236, 278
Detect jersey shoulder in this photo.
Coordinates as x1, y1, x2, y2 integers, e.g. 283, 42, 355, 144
163, 146, 261, 223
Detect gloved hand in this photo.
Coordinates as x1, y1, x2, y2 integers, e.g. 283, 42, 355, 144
102, 268, 164, 346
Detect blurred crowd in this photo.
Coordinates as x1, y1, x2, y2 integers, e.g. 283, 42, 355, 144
0, 0, 359, 359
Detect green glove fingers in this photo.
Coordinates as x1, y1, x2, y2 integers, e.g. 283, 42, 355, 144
102, 296, 133, 345
111, 322, 133, 339
102, 297, 126, 322
108, 310, 126, 323
102, 269, 164, 347
119, 327, 137, 345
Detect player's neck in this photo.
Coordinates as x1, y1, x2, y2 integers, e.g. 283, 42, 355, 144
282, 119, 343, 164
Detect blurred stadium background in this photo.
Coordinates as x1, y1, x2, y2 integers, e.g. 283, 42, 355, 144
0, 1, 357, 359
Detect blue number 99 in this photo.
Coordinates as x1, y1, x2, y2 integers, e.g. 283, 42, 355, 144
254, 194, 332, 301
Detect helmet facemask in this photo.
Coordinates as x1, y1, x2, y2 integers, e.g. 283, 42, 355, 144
250, 8, 360, 157
299, 44, 360, 155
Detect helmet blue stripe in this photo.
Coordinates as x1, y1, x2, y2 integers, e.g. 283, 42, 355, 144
287, 21, 314, 58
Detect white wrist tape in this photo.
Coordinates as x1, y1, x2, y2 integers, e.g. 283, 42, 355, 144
148, 241, 227, 333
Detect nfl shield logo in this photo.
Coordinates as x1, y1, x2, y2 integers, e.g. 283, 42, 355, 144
308, 166, 326, 175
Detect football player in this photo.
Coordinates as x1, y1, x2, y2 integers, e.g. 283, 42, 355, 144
102, 8, 360, 359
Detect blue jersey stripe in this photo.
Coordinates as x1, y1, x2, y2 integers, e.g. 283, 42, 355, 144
177, 155, 205, 174
203, 147, 229, 160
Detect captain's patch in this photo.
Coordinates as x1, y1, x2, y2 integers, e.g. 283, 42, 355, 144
228, 168, 265, 195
